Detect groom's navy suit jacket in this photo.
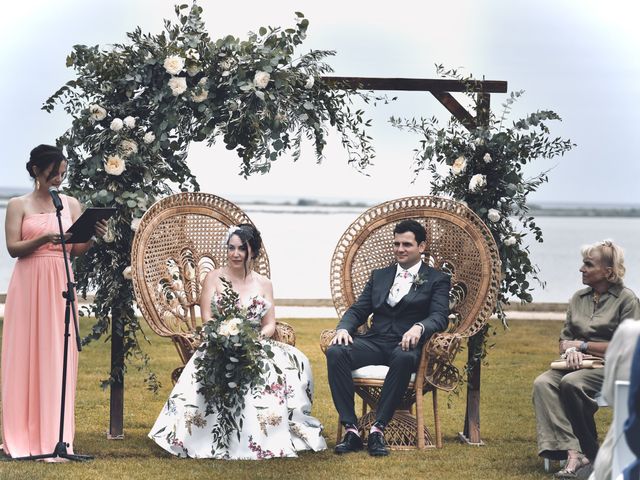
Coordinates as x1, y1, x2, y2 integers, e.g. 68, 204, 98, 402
336, 262, 451, 343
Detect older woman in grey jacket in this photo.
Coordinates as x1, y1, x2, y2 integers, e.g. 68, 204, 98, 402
533, 240, 640, 478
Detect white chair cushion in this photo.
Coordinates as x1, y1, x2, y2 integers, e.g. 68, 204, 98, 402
351, 365, 416, 383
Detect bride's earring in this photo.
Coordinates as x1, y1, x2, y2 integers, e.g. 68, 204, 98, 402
36, 179, 40, 190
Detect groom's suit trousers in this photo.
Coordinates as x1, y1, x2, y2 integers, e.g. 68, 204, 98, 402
326, 332, 421, 426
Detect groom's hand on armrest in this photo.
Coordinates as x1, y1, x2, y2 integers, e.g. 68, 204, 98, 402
331, 329, 353, 345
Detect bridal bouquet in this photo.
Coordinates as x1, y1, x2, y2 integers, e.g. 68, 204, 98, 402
193, 278, 279, 449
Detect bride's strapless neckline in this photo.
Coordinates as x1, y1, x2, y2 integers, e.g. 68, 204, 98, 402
212, 291, 269, 308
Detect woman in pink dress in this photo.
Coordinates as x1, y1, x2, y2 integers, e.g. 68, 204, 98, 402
1, 145, 107, 459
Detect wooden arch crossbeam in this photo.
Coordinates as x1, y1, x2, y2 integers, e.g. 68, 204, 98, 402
323, 76, 508, 130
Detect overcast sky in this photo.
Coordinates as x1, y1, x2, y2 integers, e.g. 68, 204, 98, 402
1, 0, 639, 206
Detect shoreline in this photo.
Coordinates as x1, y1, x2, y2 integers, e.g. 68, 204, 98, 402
0, 294, 567, 320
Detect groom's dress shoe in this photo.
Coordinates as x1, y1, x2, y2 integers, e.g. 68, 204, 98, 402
367, 431, 389, 456
334, 431, 363, 454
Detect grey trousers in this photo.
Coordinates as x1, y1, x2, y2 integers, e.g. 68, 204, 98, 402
532, 368, 604, 460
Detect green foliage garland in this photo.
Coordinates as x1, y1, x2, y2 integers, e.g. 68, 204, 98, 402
44, 3, 379, 389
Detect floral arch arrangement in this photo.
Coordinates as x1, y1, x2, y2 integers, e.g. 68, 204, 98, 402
393, 66, 575, 329
44, 3, 379, 388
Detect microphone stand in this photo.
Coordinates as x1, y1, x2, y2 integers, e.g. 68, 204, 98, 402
9, 196, 93, 462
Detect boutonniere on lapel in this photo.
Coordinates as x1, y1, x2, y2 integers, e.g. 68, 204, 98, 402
412, 273, 427, 291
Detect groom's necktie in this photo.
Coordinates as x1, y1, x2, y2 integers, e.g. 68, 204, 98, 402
387, 269, 414, 307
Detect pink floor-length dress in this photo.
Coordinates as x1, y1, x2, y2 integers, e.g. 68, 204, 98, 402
1, 195, 78, 458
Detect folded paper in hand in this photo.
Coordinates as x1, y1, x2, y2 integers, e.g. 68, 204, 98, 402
550, 355, 604, 370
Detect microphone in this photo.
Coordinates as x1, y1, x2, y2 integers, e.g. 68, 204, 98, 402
48, 186, 64, 210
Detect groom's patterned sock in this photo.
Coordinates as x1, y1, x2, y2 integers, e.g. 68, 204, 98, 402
344, 423, 360, 436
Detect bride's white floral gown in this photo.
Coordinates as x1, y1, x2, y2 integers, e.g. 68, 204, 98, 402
149, 295, 327, 459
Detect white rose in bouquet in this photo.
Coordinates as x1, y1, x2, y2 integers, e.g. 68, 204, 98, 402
163, 55, 185, 75
451, 156, 467, 175
143, 131, 156, 144
104, 154, 126, 176
89, 104, 107, 121
110, 118, 124, 132
218, 317, 242, 337
118, 139, 138, 157
468, 174, 487, 192
487, 209, 501, 223
123, 116, 136, 129
253, 71, 270, 89
168, 76, 187, 96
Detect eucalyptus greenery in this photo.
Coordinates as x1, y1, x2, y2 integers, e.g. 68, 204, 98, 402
44, 3, 379, 389
392, 66, 575, 329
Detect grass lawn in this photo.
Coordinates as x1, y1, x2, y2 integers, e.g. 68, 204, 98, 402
0, 317, 611, 480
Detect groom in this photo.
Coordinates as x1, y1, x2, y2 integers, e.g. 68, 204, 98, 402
326, 219, 451, 456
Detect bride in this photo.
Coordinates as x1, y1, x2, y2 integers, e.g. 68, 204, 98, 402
149, 223, 327, 459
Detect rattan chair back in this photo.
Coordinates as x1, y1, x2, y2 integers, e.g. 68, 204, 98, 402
330, 196, 501, 339
130, 192, 271, 365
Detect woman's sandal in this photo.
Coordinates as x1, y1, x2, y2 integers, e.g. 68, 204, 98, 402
553, 455, 590, 478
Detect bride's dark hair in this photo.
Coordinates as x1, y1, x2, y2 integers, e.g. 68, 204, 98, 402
228, 223, 262, 277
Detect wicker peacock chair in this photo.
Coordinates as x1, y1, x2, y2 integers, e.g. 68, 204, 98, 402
320, 196, 501, 449
131, 192, 295, 383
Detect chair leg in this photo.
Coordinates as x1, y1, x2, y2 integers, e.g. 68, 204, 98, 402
361, 399, 368, 417
336, 419, 343, 444
416, 390, 425, 449
433, 389, 442, 448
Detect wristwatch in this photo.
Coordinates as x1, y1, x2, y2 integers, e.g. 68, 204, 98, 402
579, 341, 588, 353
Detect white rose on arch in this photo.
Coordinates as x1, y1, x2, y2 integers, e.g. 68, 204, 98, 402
88, 104, 107, 121
186, 64, 201, 77
483, 152, 492, 163
185, 48, 200, 61
110, 118, 124, 132
191, 77, 209, 103
487, 209, 501, 223
451, 156, 467, 175
168, 76, 187, 96
503, 236, 517, 246
130, 217, 141, 231
305, 76, 315, 89
122, 266, 133, 280
143, 131, 156, 144
163, 55, 185, 75
253, 71, 270, 89
468, 174, 487, 193
123, 116, 136, 129
104, 154, 126, 176
119, 139, 138, 157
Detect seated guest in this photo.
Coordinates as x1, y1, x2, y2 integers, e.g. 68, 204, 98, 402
533, 240, 640, 478
326, 219, 450, 456
587, 319, 640, 480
